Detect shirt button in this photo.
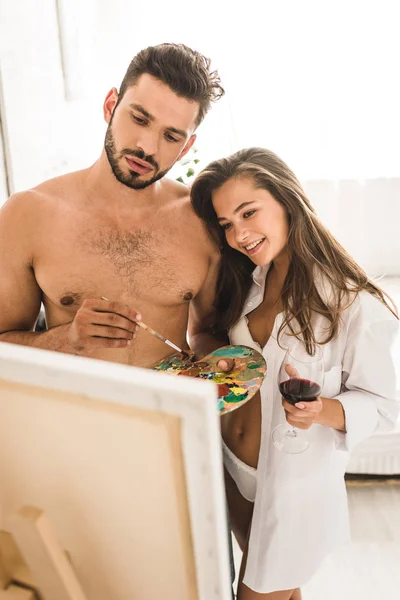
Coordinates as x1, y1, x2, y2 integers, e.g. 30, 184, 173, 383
247, 302, 253, 307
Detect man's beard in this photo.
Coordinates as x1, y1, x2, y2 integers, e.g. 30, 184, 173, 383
104, 124, 172, 190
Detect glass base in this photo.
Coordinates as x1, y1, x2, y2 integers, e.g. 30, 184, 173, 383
271, 424, 310, 454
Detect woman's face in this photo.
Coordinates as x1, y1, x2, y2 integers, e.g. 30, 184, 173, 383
212, 176, 289, 266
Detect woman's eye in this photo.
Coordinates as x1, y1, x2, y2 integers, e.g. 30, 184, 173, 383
243, 210, 255, 218
221, 223, 232, 231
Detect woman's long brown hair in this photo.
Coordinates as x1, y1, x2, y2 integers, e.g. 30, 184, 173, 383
191, 148, 398, 354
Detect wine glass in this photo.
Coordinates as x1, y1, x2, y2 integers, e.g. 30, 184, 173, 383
271, 346, 324, 454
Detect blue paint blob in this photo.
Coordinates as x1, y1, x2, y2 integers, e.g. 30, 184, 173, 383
211, 346, 253, 358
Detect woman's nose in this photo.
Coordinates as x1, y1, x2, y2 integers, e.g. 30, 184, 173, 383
235, 226, 249, 244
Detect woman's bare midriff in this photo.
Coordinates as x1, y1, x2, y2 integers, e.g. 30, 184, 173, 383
221, 271, 282, 470
221, 390, 262, 469
221, 391, 261, 547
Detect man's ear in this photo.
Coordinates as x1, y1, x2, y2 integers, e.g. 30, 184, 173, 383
103, 88, 119, 124
177, 134, 197, 161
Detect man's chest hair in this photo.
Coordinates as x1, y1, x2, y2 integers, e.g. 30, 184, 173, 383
75, 224, 206, 291
88, 227, 154, 271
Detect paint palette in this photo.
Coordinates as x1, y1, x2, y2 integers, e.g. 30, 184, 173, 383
152, 345, 267, 415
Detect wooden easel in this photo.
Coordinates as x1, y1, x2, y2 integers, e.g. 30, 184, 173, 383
0, 506, 88, 600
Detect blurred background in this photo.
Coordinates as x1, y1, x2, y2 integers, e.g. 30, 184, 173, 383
1, 0, 400, 276
0, 1, 399, 598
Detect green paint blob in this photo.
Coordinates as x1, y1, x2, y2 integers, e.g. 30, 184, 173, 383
237, 370, 264, 380
224, 391, 248, 404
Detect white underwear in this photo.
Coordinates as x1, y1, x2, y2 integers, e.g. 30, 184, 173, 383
222, 439, 257, 503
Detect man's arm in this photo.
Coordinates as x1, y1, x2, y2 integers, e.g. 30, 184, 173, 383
188, 251, 228, 359
0, 194, 140, 355
0, 193, 69, 349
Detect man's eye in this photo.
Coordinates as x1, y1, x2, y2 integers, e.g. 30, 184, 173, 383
165, 133, 180, 143
243, 210, 255, 218
132, 115, 147, 125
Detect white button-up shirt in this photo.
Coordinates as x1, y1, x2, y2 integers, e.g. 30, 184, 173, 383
228, 263, 399, 593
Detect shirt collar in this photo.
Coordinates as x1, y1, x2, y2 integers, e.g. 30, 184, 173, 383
252, 263, 271, 287
239, 262, 272, 318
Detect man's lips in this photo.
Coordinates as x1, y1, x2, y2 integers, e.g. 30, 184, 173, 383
125, 156, 154, 175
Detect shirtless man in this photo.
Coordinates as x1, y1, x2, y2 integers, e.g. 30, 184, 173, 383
0, 43, 225, 366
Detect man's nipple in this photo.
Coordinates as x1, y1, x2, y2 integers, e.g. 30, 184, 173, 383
60, 295, 75, 306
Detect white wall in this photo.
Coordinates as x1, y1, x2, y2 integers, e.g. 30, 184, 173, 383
304, 179, 400, 277
0, 0, 399, 276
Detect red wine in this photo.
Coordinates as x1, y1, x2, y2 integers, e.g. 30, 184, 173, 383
279, 377, 321, 405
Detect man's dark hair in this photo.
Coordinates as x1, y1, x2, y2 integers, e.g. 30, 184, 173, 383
118, 43, 225, 126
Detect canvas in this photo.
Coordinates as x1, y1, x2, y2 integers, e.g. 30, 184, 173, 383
0, 342, 232, 600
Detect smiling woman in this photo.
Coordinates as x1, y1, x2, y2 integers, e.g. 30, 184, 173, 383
213, 179, 289, 265
190, 147, 399, 599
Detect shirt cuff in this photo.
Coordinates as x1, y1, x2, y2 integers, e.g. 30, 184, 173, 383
331, 390, 380, 453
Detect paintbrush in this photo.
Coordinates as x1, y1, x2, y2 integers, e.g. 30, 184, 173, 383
100, 296, 188, 356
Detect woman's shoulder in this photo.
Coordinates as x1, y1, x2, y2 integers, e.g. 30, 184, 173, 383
314, 270, 398, 325
333, 287, 398, 338
350, 289, 398, 323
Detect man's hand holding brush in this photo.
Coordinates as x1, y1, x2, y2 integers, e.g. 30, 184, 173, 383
67, 297, 141, 355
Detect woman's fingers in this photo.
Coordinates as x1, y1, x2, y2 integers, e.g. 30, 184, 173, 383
217, 358, 235, 372
284, 363, 299, 377
283, 398, 323, 429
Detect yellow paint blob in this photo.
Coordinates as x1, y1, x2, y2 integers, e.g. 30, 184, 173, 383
232, 386, 246, 395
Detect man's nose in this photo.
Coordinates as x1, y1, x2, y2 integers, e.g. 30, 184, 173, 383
136, 131, 158, 157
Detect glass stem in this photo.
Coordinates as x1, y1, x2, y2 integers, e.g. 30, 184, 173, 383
286, 426, 297, 438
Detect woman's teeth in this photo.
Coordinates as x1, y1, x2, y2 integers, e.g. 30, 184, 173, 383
245, 238, 264, 251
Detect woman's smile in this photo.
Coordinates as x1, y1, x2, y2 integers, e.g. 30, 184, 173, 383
241, 237, 266, 256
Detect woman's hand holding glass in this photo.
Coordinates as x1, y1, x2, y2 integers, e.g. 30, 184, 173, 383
272, 346, 325, 453
282, 364, 324, 430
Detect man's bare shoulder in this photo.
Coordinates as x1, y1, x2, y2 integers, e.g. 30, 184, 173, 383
1, 170, 87, 219
30, 169, 87, 203
160, 176, 190, 201
161, 180, 220, 260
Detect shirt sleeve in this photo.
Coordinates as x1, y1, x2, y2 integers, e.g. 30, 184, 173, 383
332, 294, 399, 453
